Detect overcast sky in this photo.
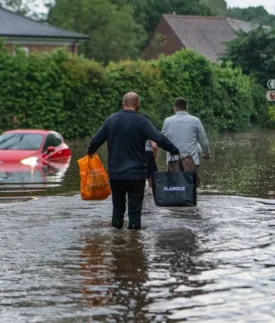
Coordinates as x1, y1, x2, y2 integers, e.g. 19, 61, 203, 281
227, 0, 274, 13
36, 0, 275, 15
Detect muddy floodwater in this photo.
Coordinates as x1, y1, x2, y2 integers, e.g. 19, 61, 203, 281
1, 131, 275, 322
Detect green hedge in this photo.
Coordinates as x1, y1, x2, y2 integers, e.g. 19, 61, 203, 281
0, 45, 268, 138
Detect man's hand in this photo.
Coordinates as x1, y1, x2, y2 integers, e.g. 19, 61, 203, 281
170, 148, 180, 156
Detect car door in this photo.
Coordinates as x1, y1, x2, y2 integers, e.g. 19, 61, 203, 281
42, 134, 59, 160
51, 133, 65, 159
53, 133, 71, 159
43, 133, 68, 160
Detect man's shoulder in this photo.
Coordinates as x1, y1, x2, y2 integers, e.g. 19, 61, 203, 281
105, 111, 121, 122
164, 115, 176, 123
165, 113, 199, 121
164, 113, 201, 126
107, 111, 148, 125
108, 112, 120, 118
187, 114, 200, 122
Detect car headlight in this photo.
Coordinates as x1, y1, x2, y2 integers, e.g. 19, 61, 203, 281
20, 157, 38, 166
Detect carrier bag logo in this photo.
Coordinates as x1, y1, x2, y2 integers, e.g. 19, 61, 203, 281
164, 186, 185, 192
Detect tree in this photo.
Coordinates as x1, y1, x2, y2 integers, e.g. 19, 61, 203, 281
47, 0, 146, 64
48, 0, 213, 62
226, 6, 275, 27
202, 0, 227, 16
221, 27, 275, 86
0, 0, 37, 16
111, 0, 213, 34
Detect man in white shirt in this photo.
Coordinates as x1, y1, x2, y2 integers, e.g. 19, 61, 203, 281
162, 98, 210, 185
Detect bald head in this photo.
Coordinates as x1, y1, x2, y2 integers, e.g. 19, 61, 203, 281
122, 92, 140, 111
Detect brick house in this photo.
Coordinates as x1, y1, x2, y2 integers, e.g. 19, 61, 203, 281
0, 7, 88, 54
143, 15, 255, 62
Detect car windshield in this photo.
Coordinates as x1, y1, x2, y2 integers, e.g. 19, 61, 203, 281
0, 133, 43, 150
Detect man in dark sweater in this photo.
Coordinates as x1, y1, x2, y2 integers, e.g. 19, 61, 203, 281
88, 92, 179, 230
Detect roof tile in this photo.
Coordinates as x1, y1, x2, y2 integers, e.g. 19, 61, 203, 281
163, 15, 255, 62
0, 7, 88, 39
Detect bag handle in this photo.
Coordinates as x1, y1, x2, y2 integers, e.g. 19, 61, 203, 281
169, 154, 184, 171
169, 156, 176, 163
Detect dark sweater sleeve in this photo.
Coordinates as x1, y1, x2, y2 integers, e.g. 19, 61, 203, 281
87, 122, 107, 155
141, 118, 179, 155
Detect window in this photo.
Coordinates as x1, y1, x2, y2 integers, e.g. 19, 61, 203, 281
0, 134, 43, 150
43, 134, 56, 152
43, 134, 62, 152
21, 47, 29, 55
54, 134, 62, 146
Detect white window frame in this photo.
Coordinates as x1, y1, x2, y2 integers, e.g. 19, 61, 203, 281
13, 47, 30, 56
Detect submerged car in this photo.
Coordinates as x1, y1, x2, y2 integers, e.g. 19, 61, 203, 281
0, 129, 71, 166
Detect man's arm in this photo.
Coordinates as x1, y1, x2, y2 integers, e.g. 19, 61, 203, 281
151, 141, 158, 159
197, 119, 210, 158
142, 119, 179, 155
162, 119, 168, 135
87, 123, 107, 155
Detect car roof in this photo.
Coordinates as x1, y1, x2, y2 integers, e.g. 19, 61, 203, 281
3, 129, 59, 136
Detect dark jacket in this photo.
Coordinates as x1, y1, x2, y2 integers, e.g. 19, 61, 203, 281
87, 110, 179, 180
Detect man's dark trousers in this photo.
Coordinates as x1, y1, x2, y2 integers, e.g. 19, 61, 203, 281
110, 180, 146, 230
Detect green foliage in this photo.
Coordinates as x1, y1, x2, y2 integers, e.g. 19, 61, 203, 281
113, 0, 212, 34
0, 0, 38, 17
226, 6, 275, 27
47, 0, 146, 64
105, 60, 167, 127
0, 46, 268, 138
156, 51, 267, 131
202, 0, 227, 16
268, 106, 275, 124
221, 27, 275, 87
47, 0, 212, 61
211, 63, 267, 131
156, 50, 215, 125
0, 47, 107, 137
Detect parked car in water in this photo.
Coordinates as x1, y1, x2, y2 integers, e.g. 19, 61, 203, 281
0, 129, 71, 166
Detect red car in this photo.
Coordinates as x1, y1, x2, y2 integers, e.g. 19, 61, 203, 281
0, 129, 71, 166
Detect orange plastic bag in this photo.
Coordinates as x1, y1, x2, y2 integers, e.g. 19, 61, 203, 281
77, 154, 111, 201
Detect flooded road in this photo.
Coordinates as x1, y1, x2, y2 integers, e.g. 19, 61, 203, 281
1, 131, 275, 322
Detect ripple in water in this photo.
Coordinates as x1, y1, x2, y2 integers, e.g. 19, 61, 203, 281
1, 132, 275, 322
0, 160, 71, 201
1, 194, 275, 322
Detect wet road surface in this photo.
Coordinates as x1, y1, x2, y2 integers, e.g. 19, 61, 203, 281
1, 132, 275, 322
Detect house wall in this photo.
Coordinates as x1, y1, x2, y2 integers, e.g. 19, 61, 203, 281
5, 42, 78, 55
142, 18, 183, 60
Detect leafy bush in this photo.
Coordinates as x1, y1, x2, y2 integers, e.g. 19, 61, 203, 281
0, 45, 268, 138
267, 105, 275, 129
156, 51, 267, 131
221, 27, 275, 87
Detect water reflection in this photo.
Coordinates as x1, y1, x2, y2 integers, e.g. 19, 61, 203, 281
0, 158, 71, 199
80, 232, 149, 321
80, 235, 112, 309
199, 131, 275, 198
145, 228, 210, 322
1, 192, 275, 321
1, 132, 275, 322
1, 131, 275, 199
156, 229, 198, 275
108, 233, 148, 321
